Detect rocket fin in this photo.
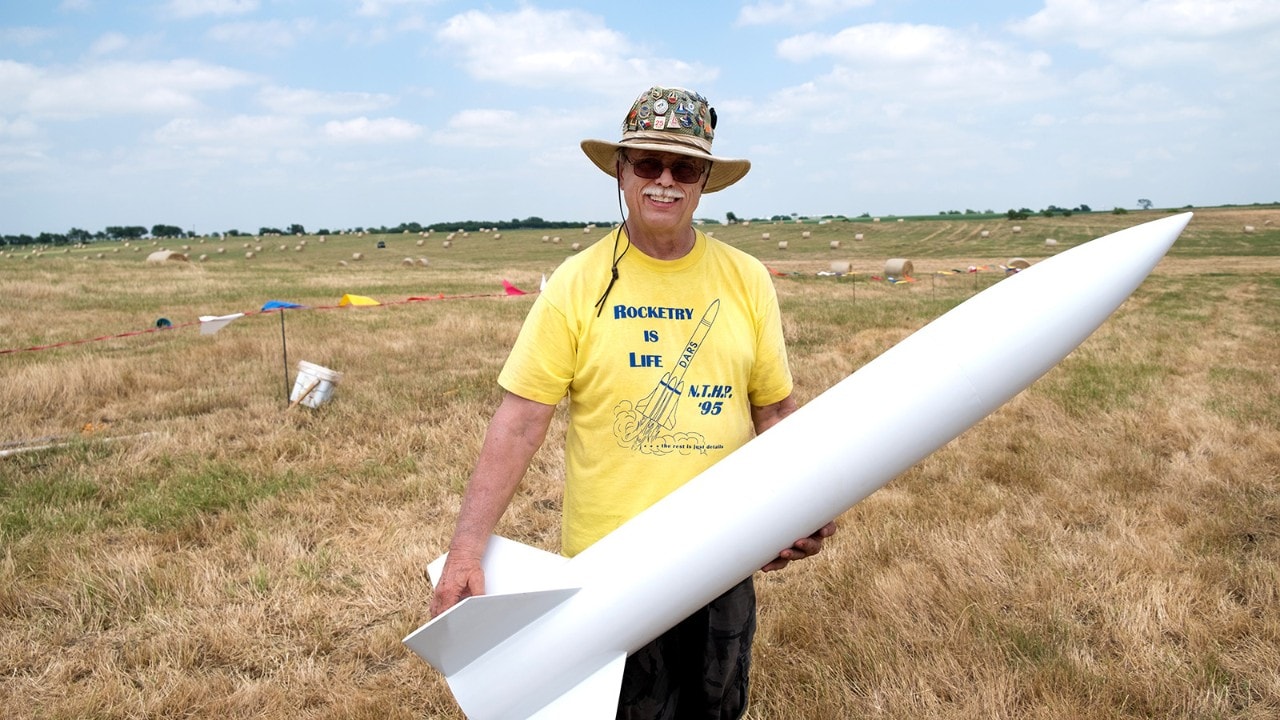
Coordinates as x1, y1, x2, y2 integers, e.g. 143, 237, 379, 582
403, 587, 579, 676
427, 534, 569, 595
528, 652, 628, 720
410, 535, 578, 677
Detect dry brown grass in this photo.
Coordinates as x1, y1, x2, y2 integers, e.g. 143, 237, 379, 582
2, 207, 1278, 718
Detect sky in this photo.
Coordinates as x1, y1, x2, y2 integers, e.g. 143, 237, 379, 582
2, 0, 1278, 236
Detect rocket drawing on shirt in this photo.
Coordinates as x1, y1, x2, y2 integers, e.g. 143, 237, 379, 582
613, 299, 720, 455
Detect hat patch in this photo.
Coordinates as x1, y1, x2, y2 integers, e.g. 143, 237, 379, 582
621, 86, 713, 140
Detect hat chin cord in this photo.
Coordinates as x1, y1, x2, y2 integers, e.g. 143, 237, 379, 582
593, 166, 632, 317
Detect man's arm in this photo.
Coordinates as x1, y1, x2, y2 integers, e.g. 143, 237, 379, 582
429, 391, 556, 616
752, 394, 838, 572
750, 394, 798, 434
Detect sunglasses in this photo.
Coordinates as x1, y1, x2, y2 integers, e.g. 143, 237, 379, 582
624, 155, 709, 184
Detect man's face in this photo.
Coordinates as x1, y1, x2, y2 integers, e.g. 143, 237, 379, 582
618, 150, 709, 237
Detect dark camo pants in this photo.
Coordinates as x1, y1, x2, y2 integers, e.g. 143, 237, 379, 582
616, 577, 756, 720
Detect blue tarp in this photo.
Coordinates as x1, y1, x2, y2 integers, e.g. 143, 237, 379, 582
261, 300, 305, 311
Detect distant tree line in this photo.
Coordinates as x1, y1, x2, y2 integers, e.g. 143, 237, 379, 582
8, 203, 1274, 247
1, 217, 617, 247
1005, 205, 1094, 220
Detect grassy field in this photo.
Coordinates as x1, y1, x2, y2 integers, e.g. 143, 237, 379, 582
2, 207, 1278, 718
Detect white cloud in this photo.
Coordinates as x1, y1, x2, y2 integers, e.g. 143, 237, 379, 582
1014, 0, 1280, 42
0, 27, 58, 47
431, 109, 540, 148
257, 85, 395, 115
149, 115, 311, 166
323, 116, 423, 142
354, 0, 438, 17
6, 59, 255, 119
164, 0, 259, 19
434, 7, 715, 94
1010, 0, 1280, 68
155, 114, 303, 146
207, 19, 316, 48
89, 32, 129, 56
0, 117, 41, 139
772, 23, 1053, 111
737, 0, 874, 27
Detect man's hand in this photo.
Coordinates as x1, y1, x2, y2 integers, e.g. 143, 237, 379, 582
761, 521, 837, 572
429, 554, 486, 618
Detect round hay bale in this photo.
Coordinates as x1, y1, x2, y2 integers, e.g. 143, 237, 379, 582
401, 257, 415, 266
802, 231, 812, 239
255, 245, 263, 252
352, 252, 363, 261
777, 240, 788, 250
761, 232, 771, 240
1044, 238, 1058, 247
1243, 225, 1256, 233
217, 247, 226, 254
147, 250, 189, 264
1012, 225, 1022, 233
198, 254, 208, 261
1008, 258, 1031, 270
571, 242, 582, 251
442, 240, 451, 248
552, 236, 561, 244
337, 260, 348, 267
829, 240, 841, 249
884, 258, 914, 277
416, 239, 425, 246
245, 251, 256, 259
294, 245, 303, 252
416, 257, 429, 267
830, 260, 851, 274
980, 230, 990, 238
542, 235, 550, 242
493, 233, 501, 240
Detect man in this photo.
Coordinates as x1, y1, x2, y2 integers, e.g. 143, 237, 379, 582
430, 86, 836, 719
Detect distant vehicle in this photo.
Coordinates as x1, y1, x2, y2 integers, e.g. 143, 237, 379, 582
376, 240, 386, 249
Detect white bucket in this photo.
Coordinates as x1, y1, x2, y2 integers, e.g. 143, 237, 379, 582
291, 360, 343, 409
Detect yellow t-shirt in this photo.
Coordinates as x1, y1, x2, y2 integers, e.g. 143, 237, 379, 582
499, 228, 793, 556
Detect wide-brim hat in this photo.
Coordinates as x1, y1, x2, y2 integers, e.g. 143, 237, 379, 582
581, 86, 750, 194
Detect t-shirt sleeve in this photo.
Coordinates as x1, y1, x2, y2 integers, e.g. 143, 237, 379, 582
748, 273, 793, 408
497, 293, 577, 405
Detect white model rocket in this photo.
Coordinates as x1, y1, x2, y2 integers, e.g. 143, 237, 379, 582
404, 213, 1193, 719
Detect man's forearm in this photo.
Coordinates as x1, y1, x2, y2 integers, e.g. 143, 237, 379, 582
447, 392, 556, 557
